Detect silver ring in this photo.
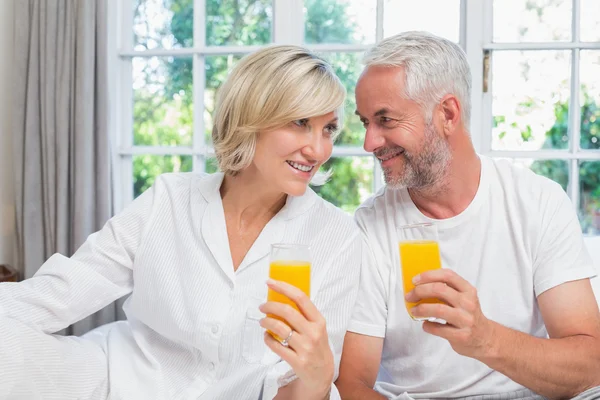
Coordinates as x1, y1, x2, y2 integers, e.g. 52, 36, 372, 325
280, 330, 294, 347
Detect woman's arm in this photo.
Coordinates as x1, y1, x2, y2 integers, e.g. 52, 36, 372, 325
261, 231, 362, 400
0, 176, 161, 333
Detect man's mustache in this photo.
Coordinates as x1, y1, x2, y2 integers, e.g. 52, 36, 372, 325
374, 146, 406, 159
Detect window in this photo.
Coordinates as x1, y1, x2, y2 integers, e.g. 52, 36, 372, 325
469, 0, 600, 235
110, 0, 464, 215
110, 0, 599, 235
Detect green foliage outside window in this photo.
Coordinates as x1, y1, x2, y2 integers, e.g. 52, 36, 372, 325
132, 0, 599, 227
132, 0, 373, 212
494, 88, 600, 233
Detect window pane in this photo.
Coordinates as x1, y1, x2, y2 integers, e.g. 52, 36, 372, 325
580, 161, 600, 235
319, 53, 364, 146
133, 57, 193, 147
383, 0, 461, 43
491, 51, 570, 151
493, 0, 571, 42
304, 0, 376, 45
580, 51, 600, 150
133, 155, 193, 198
133, 0, 193, 50
581, 0, 600, 42
204, 55, 244, 144
527, 159, 569, 192
312, 156, 374, 214
206, 0, 272, 46
206, 157, 219, 173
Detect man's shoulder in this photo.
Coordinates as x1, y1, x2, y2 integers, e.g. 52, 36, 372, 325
354, 186, 403, 234
486, 156, 567, 206
355, 185, 389, 216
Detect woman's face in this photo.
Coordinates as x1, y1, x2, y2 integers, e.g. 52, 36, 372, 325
250, 111, 339, 197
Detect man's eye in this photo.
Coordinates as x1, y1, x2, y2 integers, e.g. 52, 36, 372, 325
360, 119, 369, 127
380, 117, 392, 124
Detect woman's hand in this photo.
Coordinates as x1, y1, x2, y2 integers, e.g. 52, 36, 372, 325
259, 279, 333, 399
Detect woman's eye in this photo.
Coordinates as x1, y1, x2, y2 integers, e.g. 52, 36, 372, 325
324, 125, 339, 136
293, 119, 309, 127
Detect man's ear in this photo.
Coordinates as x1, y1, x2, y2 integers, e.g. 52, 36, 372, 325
439, 94, 462, 136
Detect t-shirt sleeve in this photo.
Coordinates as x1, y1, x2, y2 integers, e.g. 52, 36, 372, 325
347, 237, 388, 338
533, 187, 597, 297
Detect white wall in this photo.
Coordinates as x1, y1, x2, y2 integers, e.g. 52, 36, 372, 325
0, 0, 15, 267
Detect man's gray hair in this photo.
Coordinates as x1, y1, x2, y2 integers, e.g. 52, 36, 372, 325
363, 31, 472, 129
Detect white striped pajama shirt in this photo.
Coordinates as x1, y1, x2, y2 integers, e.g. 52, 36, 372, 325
0, 172, 362, 400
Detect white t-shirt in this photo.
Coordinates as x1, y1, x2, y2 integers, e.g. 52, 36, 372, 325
349, 156, 597, 398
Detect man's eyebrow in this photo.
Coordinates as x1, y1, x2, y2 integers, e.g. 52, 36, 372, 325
354, 108, 390, 117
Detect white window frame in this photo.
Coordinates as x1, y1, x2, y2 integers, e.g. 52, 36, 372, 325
468, 0, 600, 219
109, 0, 598, 218
108, 0, 471, 213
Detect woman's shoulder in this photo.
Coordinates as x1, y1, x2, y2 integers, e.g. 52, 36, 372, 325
150, 172, 218, 194
304, 190, 361, 237
141, 172, 222, 209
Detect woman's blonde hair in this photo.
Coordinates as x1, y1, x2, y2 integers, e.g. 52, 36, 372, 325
212, 45, 346, 177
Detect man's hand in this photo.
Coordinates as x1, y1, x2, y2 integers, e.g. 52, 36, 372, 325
404, 268, 496, 359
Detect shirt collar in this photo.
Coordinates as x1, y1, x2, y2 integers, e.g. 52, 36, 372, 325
196, 172, 318, 221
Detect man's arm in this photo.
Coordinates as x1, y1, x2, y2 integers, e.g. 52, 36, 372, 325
480, 278, 600, 398
409, 271, 600, 399
335, 332, 387, 400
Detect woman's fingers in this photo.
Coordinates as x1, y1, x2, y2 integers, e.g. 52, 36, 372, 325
259, 316, 295, 344
267, 279, 322, 323
259, 301, 309, 334
263, 331, 297, 362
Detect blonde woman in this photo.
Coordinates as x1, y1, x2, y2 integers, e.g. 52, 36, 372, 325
0, 45, 361, 400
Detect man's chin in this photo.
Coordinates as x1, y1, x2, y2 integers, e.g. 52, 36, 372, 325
383, 174, 408, 190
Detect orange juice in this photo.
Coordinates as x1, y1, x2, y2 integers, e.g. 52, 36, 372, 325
399, 240, 443, 319
267, 261, 311, 339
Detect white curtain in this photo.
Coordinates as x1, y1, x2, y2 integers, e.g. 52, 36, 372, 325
12, 0, 124, 335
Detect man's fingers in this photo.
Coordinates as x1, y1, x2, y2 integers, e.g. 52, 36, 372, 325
414, 268, 474, 293
411, 302, 472, 328
405, 282, 461, 307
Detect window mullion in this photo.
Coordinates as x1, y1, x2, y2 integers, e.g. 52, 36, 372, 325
273, 0, 304, 44
376, 0, 384, 42
193, 0, 207, 172
568, 0, 582, 206
464, 0, 487, 154
373, 161, 384, 192
118, 0, 134, 211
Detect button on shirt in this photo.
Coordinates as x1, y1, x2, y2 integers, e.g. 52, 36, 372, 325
0, 173, 362, 400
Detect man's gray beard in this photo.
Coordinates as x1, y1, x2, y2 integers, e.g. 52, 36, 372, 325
382, 124, 452, 190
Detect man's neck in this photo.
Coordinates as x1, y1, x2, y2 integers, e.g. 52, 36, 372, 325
408, 151, 481, 220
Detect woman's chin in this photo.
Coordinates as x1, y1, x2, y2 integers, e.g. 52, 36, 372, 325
282, 182, 309, 197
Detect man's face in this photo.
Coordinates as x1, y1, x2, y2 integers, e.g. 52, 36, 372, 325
355, 66, 451, 189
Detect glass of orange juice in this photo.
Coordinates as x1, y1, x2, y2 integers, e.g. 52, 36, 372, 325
398, 222, 444, 321
267, 243, 311, 340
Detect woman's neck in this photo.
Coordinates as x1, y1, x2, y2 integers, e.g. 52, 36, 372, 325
220, 172, 287, 227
